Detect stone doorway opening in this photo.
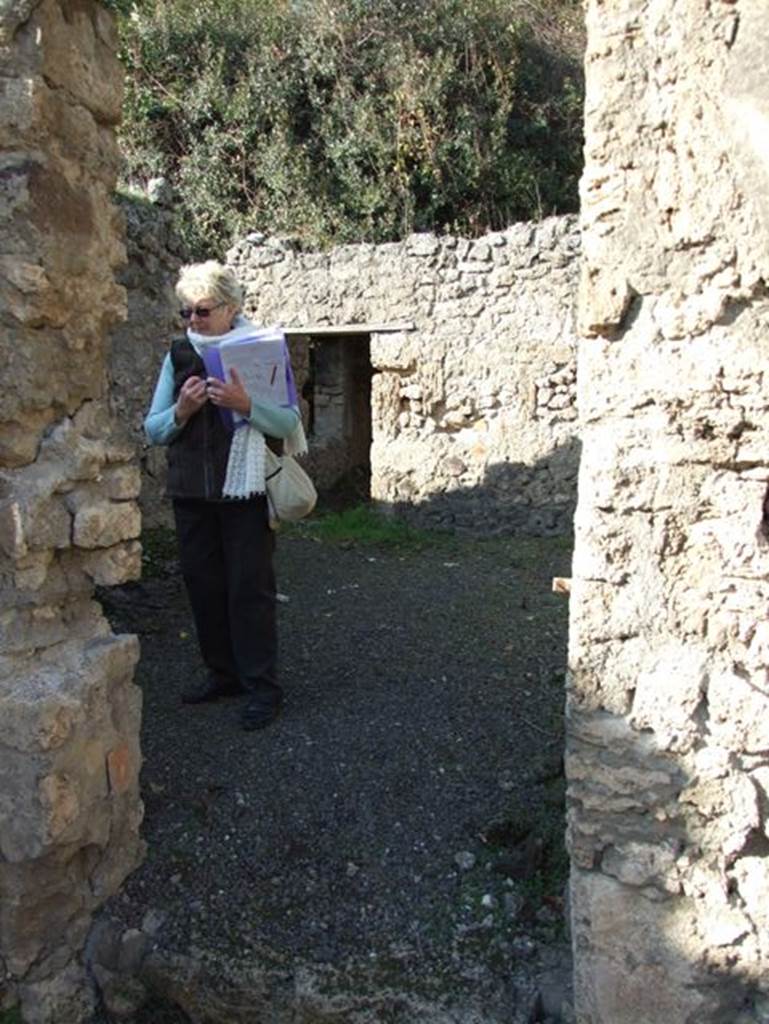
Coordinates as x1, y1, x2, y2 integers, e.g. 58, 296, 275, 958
283, 321, 411, 511
291, 329, 374, 505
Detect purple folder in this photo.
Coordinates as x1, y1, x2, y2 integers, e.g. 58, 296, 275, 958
200, 331, 298, 432
200, 345, 236, 431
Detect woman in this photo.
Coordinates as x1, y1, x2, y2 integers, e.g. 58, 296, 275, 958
144, 261, 304, 731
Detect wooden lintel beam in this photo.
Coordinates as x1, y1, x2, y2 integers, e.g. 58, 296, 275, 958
283, 322, 415, 336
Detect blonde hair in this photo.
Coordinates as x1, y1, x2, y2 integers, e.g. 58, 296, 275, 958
175, 261, 244, 309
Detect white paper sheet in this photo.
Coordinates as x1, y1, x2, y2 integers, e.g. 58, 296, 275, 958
218, 330, 289, 417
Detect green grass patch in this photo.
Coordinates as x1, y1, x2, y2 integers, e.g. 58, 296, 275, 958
297, 504, 447, 550
0, 1007, 22, 1024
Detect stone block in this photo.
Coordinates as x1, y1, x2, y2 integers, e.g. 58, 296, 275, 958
708, 669, 769, 752
0, 859, 88, 979
0, 634, 139, 860
37, 0, 122, 126
71, 498, 140, 549
82, 632, 141, 688
571, 870, 711, 1024
0, 410, 55, 468
81, 541, 141, 586
41, 418, 107, 482
629, 644, 709, 753
12, 549, 53, 591
685, 770, 760, 861
102, 464, 142, 500
101, 429, 138, 467
406, 233, 439, 256
467, 241, 492, 262
601, 840, 681, 893
5, 553, 92, 611
20, 496, 72, 553
0, 425, 125, 558
0, 598, 108, 657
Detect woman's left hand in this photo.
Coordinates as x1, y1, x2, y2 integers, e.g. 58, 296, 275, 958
206, 367, 251, 418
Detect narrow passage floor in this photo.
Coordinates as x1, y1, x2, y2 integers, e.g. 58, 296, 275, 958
97, 525, 573, 1023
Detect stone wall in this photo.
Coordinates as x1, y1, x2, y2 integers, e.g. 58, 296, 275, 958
108, 182, 184, 529
0, 3, 144, 1022
227, 217, 580, 535
569, 2, 769, 1021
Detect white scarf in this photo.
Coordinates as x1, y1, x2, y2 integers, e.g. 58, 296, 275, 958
188, 317, 307, 499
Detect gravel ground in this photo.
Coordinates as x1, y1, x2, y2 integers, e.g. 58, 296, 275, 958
96, 520, 573, 1021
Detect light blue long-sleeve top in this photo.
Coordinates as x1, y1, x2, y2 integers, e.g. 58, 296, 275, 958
144, 352, 300, 445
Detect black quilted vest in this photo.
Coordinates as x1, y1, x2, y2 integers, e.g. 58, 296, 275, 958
166, 337, 232, 500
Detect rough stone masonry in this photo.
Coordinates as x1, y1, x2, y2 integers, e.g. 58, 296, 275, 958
568, 1, 769, 1021
0, 3, 144, 1022
115, 210, 582, 538
228, 217, 581, 536
1, 1, 768, 1023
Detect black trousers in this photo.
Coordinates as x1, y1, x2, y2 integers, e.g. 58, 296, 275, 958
172, 496, 282, 708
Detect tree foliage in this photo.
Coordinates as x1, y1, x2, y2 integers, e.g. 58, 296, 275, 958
113, 0, 584, 257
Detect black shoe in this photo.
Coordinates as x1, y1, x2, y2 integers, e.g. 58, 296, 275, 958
182, 676, 242, 705
241, 700, 282, 731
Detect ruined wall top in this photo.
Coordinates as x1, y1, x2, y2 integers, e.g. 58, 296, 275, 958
227, 216, 581, 535
227, 217, 579, 338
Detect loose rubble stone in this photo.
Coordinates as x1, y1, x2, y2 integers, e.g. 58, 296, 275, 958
455, 851, 477, 872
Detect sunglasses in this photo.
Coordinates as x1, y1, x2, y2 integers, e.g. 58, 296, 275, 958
179, 301, 225, 320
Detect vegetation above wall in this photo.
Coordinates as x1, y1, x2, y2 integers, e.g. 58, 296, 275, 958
108, 0, 584, 257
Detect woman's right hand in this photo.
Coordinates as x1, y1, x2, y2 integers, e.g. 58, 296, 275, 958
174, 375, 208, 425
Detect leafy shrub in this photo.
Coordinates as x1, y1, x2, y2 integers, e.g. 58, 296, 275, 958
113, 0, 584, 256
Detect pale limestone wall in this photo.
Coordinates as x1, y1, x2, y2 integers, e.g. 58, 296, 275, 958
228, 218, 580, 535
569, 2, 769, 1022
0, 3, 144, 1022
119, 216, 580, 535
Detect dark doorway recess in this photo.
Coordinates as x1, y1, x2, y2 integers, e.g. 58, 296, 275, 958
301, 332, 373, 508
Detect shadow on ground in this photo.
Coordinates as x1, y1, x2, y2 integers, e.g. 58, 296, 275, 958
93, 521, 573, 1023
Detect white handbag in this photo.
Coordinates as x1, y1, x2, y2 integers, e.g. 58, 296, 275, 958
264, 447, 317, 523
